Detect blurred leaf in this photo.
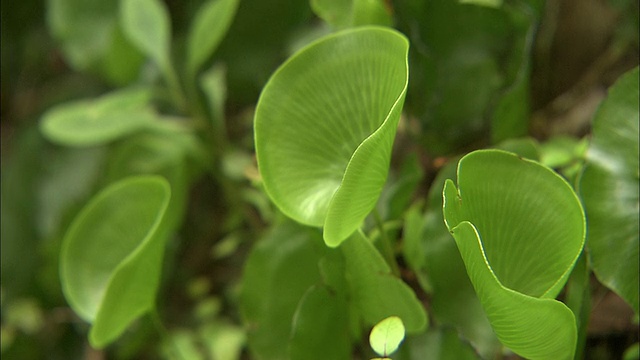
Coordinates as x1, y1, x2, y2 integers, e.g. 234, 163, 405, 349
40, 87, 155, 146
200, 63, 228, 132
289, 285, 351, 360
540, 136, 588, 169
255, 27, 409, 246
459, 0, 502, 7
624, 343, 640, 360
187, 0, 239, 77
579, 66, 639, 314
369, 316, 405, 357
564, 254, 590, 360
397, 328, 480, 360
60, 176, 171, 348
376, 153, 423, 221
342, 232, 427, 333
311, 0, 392, 29
200, 321, 246, 360
240, 221, 326, 360
395, 1, 528, 154
47, 0, 143, 85
120, 0, 171, 71
443, 150, 585, 359
1, 129, 46, 299
495, 137, 540, 160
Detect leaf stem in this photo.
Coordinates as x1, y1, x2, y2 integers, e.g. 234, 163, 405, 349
373, 209, 400, 277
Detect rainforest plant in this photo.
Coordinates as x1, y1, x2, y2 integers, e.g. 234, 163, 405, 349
1, 0, 638, 359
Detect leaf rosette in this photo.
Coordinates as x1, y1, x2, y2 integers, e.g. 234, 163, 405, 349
254, 26, 409, 247
443, 150, 586, 359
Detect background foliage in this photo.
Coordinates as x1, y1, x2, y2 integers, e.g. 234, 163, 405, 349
1, 0, 638, 359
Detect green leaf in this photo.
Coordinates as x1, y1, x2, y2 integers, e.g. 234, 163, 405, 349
187, 0, 239, 76
240, 221, 326, 360
443, 150, 586, 359
120, 0, 171, 71
579, 66, 639, 314
200, 63, 227, 131
288, 285, 351, 360
311, 0, 393, 29
342, 232, 427, 333
40, 87, 155, 146
459, 0, 503, 8
46, 0, 144, 85
255, 26, 409, 247
59, 176, 171, 348
397, 328, 480, 360
403, 158, 501, 358
369, 316, 405, 357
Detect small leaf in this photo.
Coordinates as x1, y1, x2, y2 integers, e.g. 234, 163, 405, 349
60, 176, 171, 348
120, 0, 171, 70
443, 150, 586, 359
255, 26, 409, 247
40, 87, 155, 146
369, 316, 405, 357
187, 0, 239, 76
579, 66, 639, 314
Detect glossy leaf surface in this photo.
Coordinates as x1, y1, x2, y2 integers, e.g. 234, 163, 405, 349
40, 87, 154, 146
255, 26, 409, 246
443, 150, 585, 359
60, 176, 171, 348
187, 0, 239, 76
579, 66, 639, 314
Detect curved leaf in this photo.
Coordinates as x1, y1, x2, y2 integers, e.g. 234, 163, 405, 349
255, 26, 409, 247
40, 87, 155, 146
187, 0, 239, 76
443, 150, 585, 359
60, 176, 171, 348
579, 66, 639, 314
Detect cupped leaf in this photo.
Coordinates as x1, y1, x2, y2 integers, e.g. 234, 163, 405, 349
342, 232, 427, 333
443, 150, 586, 359
60, 176, 171, 348
255, 26, 409, 247
186, 0, 239, 76
579, 66, 639, 314
369, 316, 405, 357
40, 87, 155, 146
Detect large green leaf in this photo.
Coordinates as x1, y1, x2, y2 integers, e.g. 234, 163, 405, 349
186, 0, 239, 77
443, 150, 586, 359
240, 221, 326, 360
342, 232, 427, 333
579, 66, 639, 314
60, 176, 171, 348
255, 26, 409, 247
40, 87, 155, 146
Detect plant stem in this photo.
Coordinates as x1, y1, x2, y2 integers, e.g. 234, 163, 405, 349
373, 209, 400, 277
150, 308, 184, 360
